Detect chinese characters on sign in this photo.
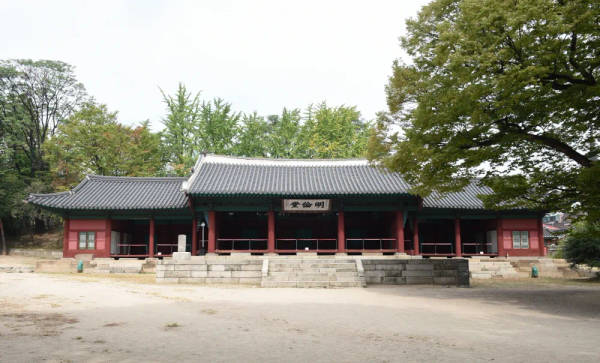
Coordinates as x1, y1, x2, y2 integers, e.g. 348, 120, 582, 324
283, 199, 331, 212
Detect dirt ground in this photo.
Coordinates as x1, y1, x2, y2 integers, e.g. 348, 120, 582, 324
1, 273, 599, 363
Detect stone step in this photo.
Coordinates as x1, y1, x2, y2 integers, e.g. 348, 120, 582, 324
269, 263, 356, 269
261, 280, 362, 288
269, 267, 357, 273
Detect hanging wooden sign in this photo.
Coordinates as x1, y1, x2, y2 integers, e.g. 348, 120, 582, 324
282, 199, 331, 212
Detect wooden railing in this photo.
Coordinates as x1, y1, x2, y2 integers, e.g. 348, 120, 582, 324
113, 243, 148, 256
216, 238, 268, 251
275, 238, 337, 251
462, 242, 495, 255
420, 242, 454, 255
345, 238, 396, 251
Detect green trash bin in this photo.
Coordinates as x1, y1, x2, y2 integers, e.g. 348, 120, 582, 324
531, 265, 539, 278
77, 260, 84, 273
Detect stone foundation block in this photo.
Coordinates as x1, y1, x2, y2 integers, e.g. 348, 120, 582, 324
191, 270, 208, 278
403, 270, 433, 277
231, 270, 261, 278
207, 271, 232, 278
165, 270, 191, 278
406, 264, 433, 271
209, 264, 226, 271
405, 276, 434, 284
205, 277, 239, 284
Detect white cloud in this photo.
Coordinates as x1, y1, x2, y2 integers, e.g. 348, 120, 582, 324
0, 0, 429, 130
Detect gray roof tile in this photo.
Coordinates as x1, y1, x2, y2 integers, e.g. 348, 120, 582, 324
27, 175, 188, 211
29, 155, 494, 211
185, 155, 412, 196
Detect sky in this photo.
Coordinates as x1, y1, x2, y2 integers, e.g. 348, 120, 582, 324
1, 0, 430, 131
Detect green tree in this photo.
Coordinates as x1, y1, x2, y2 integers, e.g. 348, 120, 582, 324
160, 83, 202, 175
562, 222, 600, 269
198, 98, 241, 155
369, 0, 600, 220
267, 108, 303, 158
301, 102, 369, 158
44, 103, 164, 189
235, 112, 270, 157
0, 59, 87, 177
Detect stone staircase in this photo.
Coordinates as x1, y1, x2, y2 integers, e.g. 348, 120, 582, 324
509, 259, 580, 278
469, 259, 520, 279
261, 258, 365, 288
469, 257, 582, 279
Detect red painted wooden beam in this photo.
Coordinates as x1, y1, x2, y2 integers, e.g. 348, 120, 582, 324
396, 211, 405, 253
337, 211, 345, 253
207, 211, 216, 253
267, 211, 275, 253
454, 217, 462, 257
148, 218, 155, 258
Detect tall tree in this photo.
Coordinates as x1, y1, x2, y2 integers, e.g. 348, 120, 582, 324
44, 103, 164, 189
369, 0, 600, 220
0, 60, 87, 177
301, 102, 370, 158
198, 98, 241, 155
235, 112, 270, 157
160, 83, 202, 175
268, 108, 303, 158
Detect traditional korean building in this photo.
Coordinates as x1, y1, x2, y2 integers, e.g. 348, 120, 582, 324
27, 154, 546, 258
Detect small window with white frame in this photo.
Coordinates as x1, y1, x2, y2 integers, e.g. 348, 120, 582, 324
512, 231, 529, 249
78, 231, 96, 250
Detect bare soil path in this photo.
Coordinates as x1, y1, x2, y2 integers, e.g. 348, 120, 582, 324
1, 273, 599, 363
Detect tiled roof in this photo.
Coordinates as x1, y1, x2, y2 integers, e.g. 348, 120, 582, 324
29, 155, 495, 211
27, 175, 188, 211
184, 155, 492, 209
184, 155, 413, 196
423, 183, 493, 210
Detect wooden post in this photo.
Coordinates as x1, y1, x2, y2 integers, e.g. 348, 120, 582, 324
538, 217, 545, 256
396, 211, 405, 253
62, 218, 69, 257
267, 210, 275, 253
454, 217, 462, 257
337, 211, 345, 253
191, 217, 198, 256
148, 218, 155, 258
208, 211, 216, 253
496, 218, 504, 257
105, 218, 112, 258
413, 217, 420, 255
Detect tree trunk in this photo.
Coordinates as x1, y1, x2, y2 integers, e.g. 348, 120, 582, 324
0, 218, 7, 256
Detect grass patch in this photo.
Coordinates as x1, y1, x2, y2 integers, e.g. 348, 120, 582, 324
472, 277, 600, 288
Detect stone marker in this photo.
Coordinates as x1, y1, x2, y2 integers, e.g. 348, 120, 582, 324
172, 234, 191, 260
178, 234, 187, 252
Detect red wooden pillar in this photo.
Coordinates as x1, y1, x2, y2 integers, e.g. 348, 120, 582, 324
207, 211, 216, 253
454, 217, 462, 257
105, 218, 112, 258
191, 217, 198, 256
63, 218, 70, 256
538, 217, 545, 256
396, 211, 405, 253
337, 211, 345, 253
267, 210, 275, 253
413, 217, 420, 255
496, 218, 504, 257
148, 218, 155, 258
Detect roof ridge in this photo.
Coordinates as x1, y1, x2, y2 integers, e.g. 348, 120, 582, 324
202, 153, 368, 162
87, 175, 186, 181
201, 154, 370, 167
